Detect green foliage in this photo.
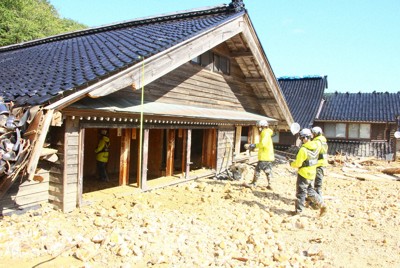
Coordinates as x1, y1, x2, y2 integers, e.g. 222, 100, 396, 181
0, 0, 86, 46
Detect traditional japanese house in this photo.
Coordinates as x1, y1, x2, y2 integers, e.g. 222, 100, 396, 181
0, 0, 294, 213
314, 91, 400, 159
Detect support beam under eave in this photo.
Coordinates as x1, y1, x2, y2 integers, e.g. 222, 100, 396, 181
185, 129, 192, 179
119, 128, 131, 185
140, 129, 149, 191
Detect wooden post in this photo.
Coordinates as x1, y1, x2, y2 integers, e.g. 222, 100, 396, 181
119, 128, 131, 186
140, 129, 149, 190
77, 127, 85, 207
166, 129, 175, 176
185, 129, 192, 179
234, 126, 242, 157
181, 130, 187, 175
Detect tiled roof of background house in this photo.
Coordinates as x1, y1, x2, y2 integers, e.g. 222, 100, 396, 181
317, 92, 400, 122
0, 3, 244, 107
278, 76, 327, 128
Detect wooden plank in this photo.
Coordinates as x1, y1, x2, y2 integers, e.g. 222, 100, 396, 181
166, 129, 175, 176
119, 128, 131, 185
26, 109, 54, 181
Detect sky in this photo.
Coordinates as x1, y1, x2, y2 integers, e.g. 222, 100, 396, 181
48, 0, 400, 93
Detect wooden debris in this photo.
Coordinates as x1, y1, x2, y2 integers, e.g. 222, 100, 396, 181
381, 167, 400, 175
40, 148, 58, 157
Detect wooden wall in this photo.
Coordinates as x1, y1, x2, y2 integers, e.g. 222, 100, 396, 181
47, 124, 65, 211
115, 45, 262, 115
216, 127, 235, 174
0, 170, 49, 215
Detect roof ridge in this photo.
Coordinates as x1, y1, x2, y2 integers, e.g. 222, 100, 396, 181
278, 75, 325, 80
0, 2, 245, 52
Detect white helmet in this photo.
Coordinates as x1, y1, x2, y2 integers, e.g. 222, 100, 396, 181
312, 126, 323, 135
256, 120, 269, 127
299, 128, 312, 139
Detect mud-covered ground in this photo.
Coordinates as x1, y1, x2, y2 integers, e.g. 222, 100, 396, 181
1, 158, 399, 267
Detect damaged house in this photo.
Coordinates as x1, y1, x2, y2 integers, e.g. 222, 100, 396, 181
0, 0, 293, 214
313, 91, 400, 160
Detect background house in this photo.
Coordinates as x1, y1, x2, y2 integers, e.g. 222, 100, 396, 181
314, 91, 400, 159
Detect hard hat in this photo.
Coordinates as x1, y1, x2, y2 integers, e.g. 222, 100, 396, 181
299, 128, 312, 139
256, 120, 269, 127
312, 126, 323, 135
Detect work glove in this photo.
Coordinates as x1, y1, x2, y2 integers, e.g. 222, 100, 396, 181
244, 144, 256, 151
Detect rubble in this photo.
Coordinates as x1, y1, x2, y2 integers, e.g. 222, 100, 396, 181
0, 158, 399, 267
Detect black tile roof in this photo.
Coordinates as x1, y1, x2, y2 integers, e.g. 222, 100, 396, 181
278, 76, 327, 129
0, 2, 245, 107
318, 92, 400, 122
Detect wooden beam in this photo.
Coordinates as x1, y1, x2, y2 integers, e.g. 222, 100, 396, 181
140, 129, 149, 191
185, 129, 192, 179
88, 17, 245, 98
166, 129, 175, 176
245, 77, 266, 83
231, 51, 253, 58
119, 128, 131, 185
259, 98, 277, 104
27, 109, 54, 181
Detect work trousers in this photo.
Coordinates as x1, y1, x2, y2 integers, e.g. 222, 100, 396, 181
97, 161, 109, 181
253, 161, 272, 185
314, 166, 325, 196
295, 174, 324, 214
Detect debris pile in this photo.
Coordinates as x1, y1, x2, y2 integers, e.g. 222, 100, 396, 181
0, 99, 32, 193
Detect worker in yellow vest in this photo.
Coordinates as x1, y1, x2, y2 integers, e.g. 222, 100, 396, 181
311, 126, 328, 196
290, 128, 327, 216
245, 119, 275, 190
95, 129, 110, 182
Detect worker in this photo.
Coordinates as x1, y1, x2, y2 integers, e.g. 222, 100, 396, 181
311, 126, 328, 196
290, 128, 327, 216
244, 119, 275, 190
95, 129, 110, 182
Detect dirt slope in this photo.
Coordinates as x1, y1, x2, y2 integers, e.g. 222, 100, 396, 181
1, 159, 399, 267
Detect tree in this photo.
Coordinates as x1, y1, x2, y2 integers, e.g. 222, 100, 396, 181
0, 0, 86, 47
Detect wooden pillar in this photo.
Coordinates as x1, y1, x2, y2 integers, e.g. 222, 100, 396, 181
119, 128, 131, 185
140, 129, 149, 190
166, 129, 175, 176
181, 130, 187, 175
77, 128, 85, 207
234, 126, 242, 157
185, 129, 192, 179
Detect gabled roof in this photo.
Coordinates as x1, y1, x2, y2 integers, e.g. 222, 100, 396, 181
317, 92, 400, 122
0, 3, 243, 106
0, 0, 294, 127
278, 76, 327, 128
